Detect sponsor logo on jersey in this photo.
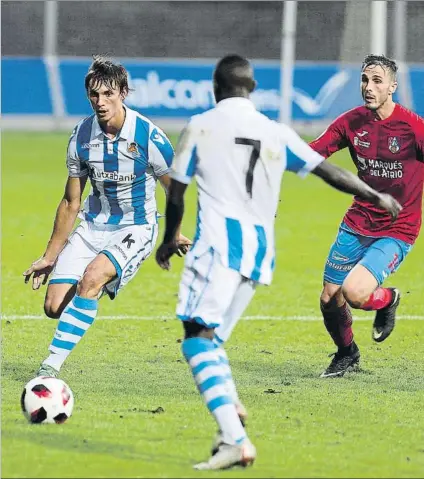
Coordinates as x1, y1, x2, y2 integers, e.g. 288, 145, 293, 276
358, 157, 404, 179
90, 166, 136, 183
82, 142, 101, 149
388, 136, 400, 153
356, 130, 368, 137
357, 155, 368, 171
354, 136, 370, 148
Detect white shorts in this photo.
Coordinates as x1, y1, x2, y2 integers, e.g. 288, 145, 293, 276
50, 220, 158, 299
176, 244, 257, 343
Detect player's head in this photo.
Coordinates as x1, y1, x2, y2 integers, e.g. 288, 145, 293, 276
361, 54, 398, 111
213, 54, 257, 103
85, 55, 129, 122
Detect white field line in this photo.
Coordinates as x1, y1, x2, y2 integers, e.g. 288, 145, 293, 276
1, 314, 424, 321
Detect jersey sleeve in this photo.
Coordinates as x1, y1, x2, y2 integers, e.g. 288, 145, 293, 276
170, 120, 198, 185
309, 114, 348, 158
148, 126, 174, 177
413, 115, 424, 162
66, 126, 89, 178
280, 123, 325, 178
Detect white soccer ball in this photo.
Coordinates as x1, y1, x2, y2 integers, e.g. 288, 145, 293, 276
21, 377, 74, 424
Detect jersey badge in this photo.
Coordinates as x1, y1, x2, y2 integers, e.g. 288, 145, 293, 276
388, 137, 400, 154
127, 142, 139, 155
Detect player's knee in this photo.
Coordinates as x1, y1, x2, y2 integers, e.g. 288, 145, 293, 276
44, 299, 63, 319
320, 284, 343, 310
341, 284, 367, 309
78, 265, 105, 297
183, 321, 214, 340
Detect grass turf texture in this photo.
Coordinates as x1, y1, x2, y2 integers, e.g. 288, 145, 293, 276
2, 132, 424, 478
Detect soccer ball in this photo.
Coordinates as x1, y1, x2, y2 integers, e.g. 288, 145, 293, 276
21, 377, 74, 424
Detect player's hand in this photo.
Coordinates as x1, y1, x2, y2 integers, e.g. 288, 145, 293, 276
176, 233, 192, 257
376, 193, 403, 221
156, 242, 179, 271
23, 257, 55, 290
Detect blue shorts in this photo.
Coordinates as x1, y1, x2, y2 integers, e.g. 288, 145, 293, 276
324, 223, 412, 286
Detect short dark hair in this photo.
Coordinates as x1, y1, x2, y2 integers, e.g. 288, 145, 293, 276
85, 55, 129, 95
214, 54, 256, 93
362, 54, 398, 78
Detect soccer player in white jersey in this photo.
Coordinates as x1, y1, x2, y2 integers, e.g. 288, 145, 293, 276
23, 56, 191, 378
155, 54, 401, 470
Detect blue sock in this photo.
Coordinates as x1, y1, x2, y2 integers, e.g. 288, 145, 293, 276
43, 295, 98, 371
182, 336, 246, 445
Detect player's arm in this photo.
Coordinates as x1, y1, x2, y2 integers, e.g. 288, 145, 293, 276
148, 126, 192, 256
309, 115, 348, 158
312, 161, 402, 219
157, 174, 191, 256
23, 175, 87, 289
156, 121, 197, 270
23, 128, 88, 289
156, 179, 189, 270
281, 124, 402, 220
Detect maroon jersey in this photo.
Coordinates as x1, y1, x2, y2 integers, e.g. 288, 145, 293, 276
310, 104, 424, 244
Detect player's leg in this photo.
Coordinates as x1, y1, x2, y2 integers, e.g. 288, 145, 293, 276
101, 223, 158, 300
341, 237, 412, 342
214, 279, 257, 415
211, 278, 256, 454
44, 282, 78, 319
177, 248, 256, 470
319, 224, 370, 377
40, 223, 158, 376
38, 222, 99, 376
43, 222, 96, 318
41, 224, 158, 376
319, 282, 361, 378
40, 253, 115, 375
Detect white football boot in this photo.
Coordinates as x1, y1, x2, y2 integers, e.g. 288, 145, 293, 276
194, 439, 256, 470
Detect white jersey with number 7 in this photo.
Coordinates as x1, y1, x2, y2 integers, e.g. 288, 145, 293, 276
170, 97, 325, 285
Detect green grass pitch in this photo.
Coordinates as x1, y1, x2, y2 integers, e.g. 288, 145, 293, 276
2, 131, 424, 478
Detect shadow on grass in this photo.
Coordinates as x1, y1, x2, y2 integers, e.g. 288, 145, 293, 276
2, 428, 189, 467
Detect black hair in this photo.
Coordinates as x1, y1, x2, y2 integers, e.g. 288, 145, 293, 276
213, 54, 256, 94
84, 55, 129, 95
362, 54, 398, 78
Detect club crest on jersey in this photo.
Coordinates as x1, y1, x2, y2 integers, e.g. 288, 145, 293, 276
388, 137, 400, 154
127, 142, 139, 155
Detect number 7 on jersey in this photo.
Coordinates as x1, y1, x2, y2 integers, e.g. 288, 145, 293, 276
235, 138, 262, 198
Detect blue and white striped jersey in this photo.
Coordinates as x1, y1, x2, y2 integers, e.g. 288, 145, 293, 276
171, 97, 325, 285
67, 106, 173, 225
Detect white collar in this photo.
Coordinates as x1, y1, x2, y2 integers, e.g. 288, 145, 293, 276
92, 105, 133, 140
216, 97, 256, 110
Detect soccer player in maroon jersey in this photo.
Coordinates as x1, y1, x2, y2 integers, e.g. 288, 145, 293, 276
310, 54, 424, 377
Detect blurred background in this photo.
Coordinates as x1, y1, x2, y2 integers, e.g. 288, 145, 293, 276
2, 0, 423, 134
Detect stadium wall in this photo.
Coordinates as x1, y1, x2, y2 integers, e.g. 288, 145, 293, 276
2, 57, 423, 134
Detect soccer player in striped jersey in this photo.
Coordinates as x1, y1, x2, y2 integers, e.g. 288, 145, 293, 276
155, 54, 401, 470
310, 54, 424, 378
23, 56, 191, 378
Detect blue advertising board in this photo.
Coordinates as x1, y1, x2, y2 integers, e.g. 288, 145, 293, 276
2, 57, 423, 121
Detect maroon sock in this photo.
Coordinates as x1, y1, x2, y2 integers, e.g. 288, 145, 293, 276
361, 287, 393, 311
320, 301, 353, 349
